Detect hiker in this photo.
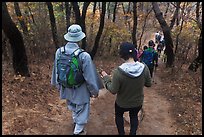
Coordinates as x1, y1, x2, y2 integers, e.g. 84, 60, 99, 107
157, 42, 162, 58
159, 35, 165, 50
138, 45, 147, 62
140, 40, 158, 78
138, 45, 148, 62
51, 24, 104, 135
155, 31, 161, 44
100, 42, 152, 135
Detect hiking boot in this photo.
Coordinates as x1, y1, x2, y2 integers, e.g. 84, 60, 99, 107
73, 130, 87, 135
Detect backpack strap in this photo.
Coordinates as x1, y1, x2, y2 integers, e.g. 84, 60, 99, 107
72, 48, 85, 72
60, 45, 66, 54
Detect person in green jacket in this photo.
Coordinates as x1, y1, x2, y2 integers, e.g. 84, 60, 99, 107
101, 42, 152, 135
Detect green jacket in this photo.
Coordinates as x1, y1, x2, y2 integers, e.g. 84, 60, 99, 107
103, 61, 151, 108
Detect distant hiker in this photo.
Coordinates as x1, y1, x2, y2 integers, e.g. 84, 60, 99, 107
140, 40, 158, 78
155, 31, 161, 44
157, 42, 162, 58
159, 35, 165, 50
138, 45, 147, 62
51, 24, 104, 135
100, 42, 152, 135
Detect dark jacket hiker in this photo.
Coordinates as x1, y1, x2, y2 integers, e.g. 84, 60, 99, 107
140, 40, 158, 78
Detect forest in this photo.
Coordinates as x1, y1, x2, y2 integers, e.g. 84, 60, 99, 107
2, 2, 202, 135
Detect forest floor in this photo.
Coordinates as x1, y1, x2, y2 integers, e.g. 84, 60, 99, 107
2, 54, 202, 135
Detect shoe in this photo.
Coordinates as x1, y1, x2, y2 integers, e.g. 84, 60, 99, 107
73, 130, 87, 135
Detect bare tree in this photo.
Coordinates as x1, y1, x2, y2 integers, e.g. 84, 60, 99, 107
152, 2, 174, 67
24, 2, 36, 26
72, 2, 90, 50
112, 2, 117, 22
188, 29, 202, 72
90, 2, 106, 59
169, 2, 181, 30
138, 7, 153, 49
46, 2, 59, 50
2, 2, 30, 76
14, 2, 28, 35
195, 2, 202, 30
65, 2, 71, 28
132, 2, 137, 47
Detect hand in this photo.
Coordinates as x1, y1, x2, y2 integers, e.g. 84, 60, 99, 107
91, 94, 98, 98
101, 71, 108, 77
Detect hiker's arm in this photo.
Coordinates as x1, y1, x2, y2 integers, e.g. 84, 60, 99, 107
51, 49, 60, 89
144, 65, 152, 87
81, 53, 100, 97
101, 69, 119, 94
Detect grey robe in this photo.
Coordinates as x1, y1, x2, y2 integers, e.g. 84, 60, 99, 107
51, 42, 104, 105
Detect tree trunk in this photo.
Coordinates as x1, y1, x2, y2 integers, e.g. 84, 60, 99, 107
107, 2, 111, 19
46, 2, 59, 50
14, 2, 28, 35
25, 2, 36, 26
196, 2, 202, 30
152, 2, 174, 67
169, 2, 181, 30
65, 2, 71, 28
132, 2, 137, 48
72, 2, 90, 50
89, 2, 97, 48
188, 29, 202, 72
164, 2, 170, 17
81, 2, 90, 50
2, 2, 30, 77
90, 2, 106, 59
72, 2, 81, 25
138, 8, 152, 49
112, 2, 117, 22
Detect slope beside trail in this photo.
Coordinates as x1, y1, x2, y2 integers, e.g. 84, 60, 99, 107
39, 59, 177, 135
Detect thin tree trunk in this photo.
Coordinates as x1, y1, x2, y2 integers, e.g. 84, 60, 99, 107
14, 2, 28, 35
25, 2, 36, 25
72, 2, 81, 25
91, 2, 106, 59
107, 2, 111, 19
89, 2, 97, 48
196, 2, 201, 30
175, 3, 185, 54
164, 2, 170, 17
65, 2, 71, 28
121, 2, 126, 15
2, 2, 30, 77
132, 2, 137, 47
188, 29, 202, 72
46, 2, 59, 50
138, 8, 152, 49
81, 2, 90, 50
169, 2, 181, 30
112, 2, 117, 22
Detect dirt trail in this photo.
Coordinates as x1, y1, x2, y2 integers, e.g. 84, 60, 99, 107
44, 59, 177, 135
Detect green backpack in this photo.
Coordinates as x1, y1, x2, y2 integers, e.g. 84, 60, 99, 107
57, 47, 85, 89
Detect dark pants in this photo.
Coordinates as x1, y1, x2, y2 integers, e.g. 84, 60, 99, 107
148, 65, 154, 78
115, 102, 142, 135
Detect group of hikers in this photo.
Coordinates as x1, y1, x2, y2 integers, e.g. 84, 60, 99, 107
51, 24, 166, 135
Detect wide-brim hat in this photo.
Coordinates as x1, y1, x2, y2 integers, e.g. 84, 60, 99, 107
64, 24, 86, 42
